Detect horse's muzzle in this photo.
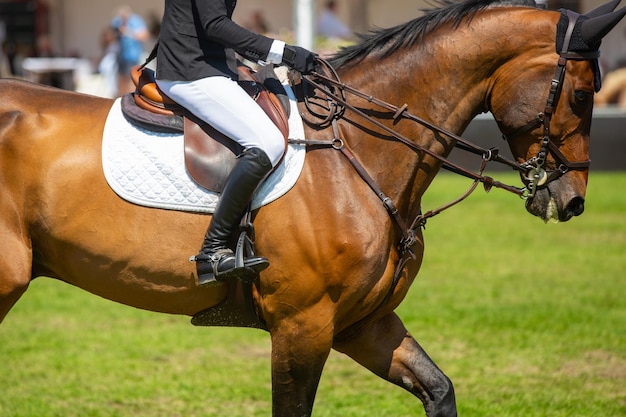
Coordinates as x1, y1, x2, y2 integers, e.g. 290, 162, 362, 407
525, 180, 586, 222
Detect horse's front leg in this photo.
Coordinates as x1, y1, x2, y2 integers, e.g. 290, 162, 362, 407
0, 222, 32, 324
268, 311, 334, 417
334, 312, 457, 417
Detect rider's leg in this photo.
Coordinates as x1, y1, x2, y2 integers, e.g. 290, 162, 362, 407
156, 76, 285, 284
195, 147, 272, 283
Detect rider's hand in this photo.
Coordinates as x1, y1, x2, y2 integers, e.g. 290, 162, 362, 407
282, 45, 318, 74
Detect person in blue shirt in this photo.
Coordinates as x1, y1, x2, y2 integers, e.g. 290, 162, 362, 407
111, 5, 150, 95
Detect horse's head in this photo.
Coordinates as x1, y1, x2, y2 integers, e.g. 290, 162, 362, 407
490, 1, 626, 222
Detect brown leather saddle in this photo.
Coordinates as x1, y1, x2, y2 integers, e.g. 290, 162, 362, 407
123, 65, 290, 193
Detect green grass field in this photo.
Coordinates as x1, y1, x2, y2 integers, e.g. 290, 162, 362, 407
1, 172, 624, 417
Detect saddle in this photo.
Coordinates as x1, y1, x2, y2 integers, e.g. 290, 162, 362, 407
123, 65, 290, 192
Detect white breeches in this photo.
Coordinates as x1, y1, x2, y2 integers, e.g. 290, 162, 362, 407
156, 76, 285, 167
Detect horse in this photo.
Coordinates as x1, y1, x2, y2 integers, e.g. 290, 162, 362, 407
2, 0, 625, 416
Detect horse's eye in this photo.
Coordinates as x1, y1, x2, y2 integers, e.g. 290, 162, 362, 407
574, 90, 591, 105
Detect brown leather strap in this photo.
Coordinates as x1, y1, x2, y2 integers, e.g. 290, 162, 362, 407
134, 93, 179, 116
131, 65, 177, 105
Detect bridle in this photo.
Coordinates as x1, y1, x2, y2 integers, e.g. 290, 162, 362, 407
287, 10, 598, 297
290, 10, 600, 224
502, 9, 593, 199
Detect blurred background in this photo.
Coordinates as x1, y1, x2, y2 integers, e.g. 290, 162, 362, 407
0, 0, 623, 169
0, 0, 625, 92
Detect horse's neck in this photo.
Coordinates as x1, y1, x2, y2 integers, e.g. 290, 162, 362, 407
331, 46, 488, 209
331, 7, 555, 212
354, 8, 553, 129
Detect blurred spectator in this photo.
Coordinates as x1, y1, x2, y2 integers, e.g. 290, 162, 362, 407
4, 41, 27, 76
243, 10, 269, 34
36, 33, 55, 57
595, 63, 626, 109
111, 5, 149, 95
317, 1, 351, 40
147, 11, 162, 44
0, 20, 8, 77
595, 28, 626, 110
97, 26, 120, 98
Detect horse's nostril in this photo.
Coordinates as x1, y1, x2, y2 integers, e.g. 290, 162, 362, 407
567, 196, 585, 217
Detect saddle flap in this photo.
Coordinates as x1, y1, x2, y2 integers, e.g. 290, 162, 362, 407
183, 118, 241, 193
238, 65, 290, 141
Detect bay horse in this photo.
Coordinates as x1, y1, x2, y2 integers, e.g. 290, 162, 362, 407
1, 0, 625, 416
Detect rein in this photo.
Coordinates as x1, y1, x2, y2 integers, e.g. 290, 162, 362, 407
290, 59, 527, 246
289, 62, 521, 300
294, 64, 527, 198
288, 10, 597, 302
290, 9, 596, 229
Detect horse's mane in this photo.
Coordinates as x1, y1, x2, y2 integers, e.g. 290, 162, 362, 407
328, 0, 539, 68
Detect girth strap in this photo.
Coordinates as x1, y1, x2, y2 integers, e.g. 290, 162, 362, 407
335, 138, 418, 306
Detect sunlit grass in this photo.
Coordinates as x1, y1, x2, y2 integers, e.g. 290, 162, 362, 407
1, 172, 624, 417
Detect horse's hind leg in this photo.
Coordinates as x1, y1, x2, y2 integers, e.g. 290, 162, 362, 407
334, 312, 457, 417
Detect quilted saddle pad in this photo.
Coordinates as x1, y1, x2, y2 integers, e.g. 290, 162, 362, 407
102, 85, 305, 213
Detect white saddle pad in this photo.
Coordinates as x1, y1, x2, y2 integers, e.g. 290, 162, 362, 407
102, 86, 305, 213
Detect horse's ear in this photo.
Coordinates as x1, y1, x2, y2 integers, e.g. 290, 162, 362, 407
580, 6, 626, 45
583, 0, 621, 18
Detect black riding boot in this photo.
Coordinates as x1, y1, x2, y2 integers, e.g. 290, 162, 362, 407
194, 148, 272, 286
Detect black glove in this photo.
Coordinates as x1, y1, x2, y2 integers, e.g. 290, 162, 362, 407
282, 45, 318, 74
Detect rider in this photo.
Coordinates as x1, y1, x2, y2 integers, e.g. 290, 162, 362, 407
155, 0, 317, 285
